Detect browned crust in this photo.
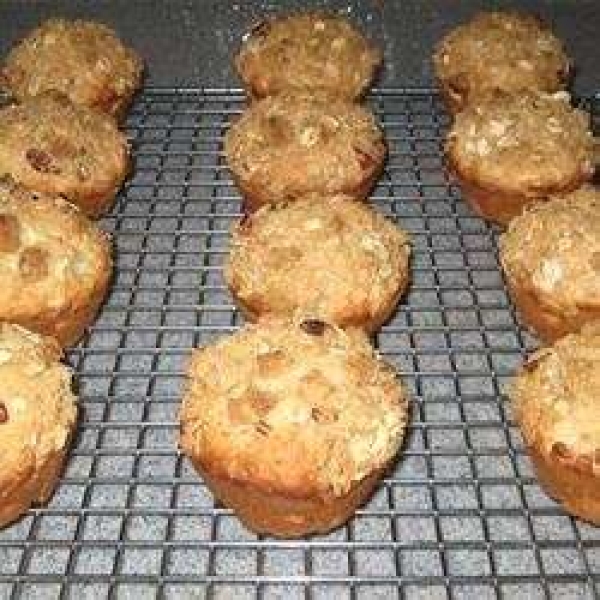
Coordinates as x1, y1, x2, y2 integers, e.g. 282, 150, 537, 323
437, 80, 467, 117
528, 446, 600, 525
230, 274, 409, 335
0, 446, 70, 528
504, 274, 600, 343
446, 151, 589, 226
194, 457, 386, 537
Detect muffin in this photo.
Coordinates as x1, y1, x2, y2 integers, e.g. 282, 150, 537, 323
500, 186, 600, 342
446, 91, 594, 225
433, 11, 571, 115
0, 178, 112, 347
511, 325, 600, 525
1, 18, 143, 120
225, 195, 411, 332
235, 11, 381, 100
180, 317, 409, 537
225, 91, 386, 210
0, 323, 77, 528
0, 92, 130, 218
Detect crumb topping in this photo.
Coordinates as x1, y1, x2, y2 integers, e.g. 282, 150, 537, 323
180, 318, 409, 497
236, 12, 381, 99
512, 325, 600, 474
434, 11, 570, 102
225, 91, 385, 202
0, 323, 76, 471
500, 186, 600, 312
225, 195, 410, 327
0, 92, 129, 205
447, 91, 594, 194
2, 18, 142, 115
0, 178, 111, 310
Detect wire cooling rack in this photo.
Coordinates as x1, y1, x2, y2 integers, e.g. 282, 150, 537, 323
0, 89, 598, 600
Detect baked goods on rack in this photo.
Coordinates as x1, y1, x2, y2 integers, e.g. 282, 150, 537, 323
0, 92, 130, 217
235, 11, 381, 100
224, 91, 385, 210
511, 325, 600, 525
180, 317, 409, 537
225, 194, 411, 332
446, 90, 594, 225
433, 11, 570, 115
1, 18, 143, 120
0, 178, 112, 347
0, 323, 77, 528
500, 185, 600, 342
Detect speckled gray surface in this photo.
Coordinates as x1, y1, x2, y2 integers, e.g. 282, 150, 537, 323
0, 0, 598, 93
0, 3, 598, 599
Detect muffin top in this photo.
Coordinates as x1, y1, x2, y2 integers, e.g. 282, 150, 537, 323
0, 323, 76, 476
512, 325, 600, 474
447, 91, 594, 195
1, 18, 142, 117
0, 178, 112, 311
225, 91, 385, 203
235, 11, 381, 99
0, 92, 129, 209
434, 11, 570, 106
500, 186, 600, 312
225, 195, 411, 328
180, 318, 409, 497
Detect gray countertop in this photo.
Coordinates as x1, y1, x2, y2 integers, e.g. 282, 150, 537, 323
0, 0, 598, 94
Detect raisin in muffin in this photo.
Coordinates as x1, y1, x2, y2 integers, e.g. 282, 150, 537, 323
511, 325, 600, 525
1, 18, 142, 120
180, 318, 409, 537
0, 92, 130, 217
225, 91, 386, 210
433, 11, 571, 115
0, 179, 112, 347
225, 195, 411, 332
446, 91, 594, 225
235, 11, 381, 100
500, 186, 600, 342
0, 323, 77, 528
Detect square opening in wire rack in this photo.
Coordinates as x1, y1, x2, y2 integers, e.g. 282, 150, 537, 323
0, 89, 598, 600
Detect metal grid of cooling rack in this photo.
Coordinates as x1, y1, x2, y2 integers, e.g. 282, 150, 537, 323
0, 89, 598, 600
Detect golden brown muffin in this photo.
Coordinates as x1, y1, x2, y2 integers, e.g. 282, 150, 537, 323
180, 317, 409, 537
1, 18, 143, 120
235, 11, 381, 100
225, 195, 411, 332
0, 178, 112, 347
0, 92, 130, 218
0, 323, 77, 528
511, 324, 600, 525
433, 11, 571, 115
446, 91, 594, 225
500, 186, 600, 342
225, 91, 386, 210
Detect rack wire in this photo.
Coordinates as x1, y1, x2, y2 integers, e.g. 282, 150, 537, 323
0, 89, 598, 600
